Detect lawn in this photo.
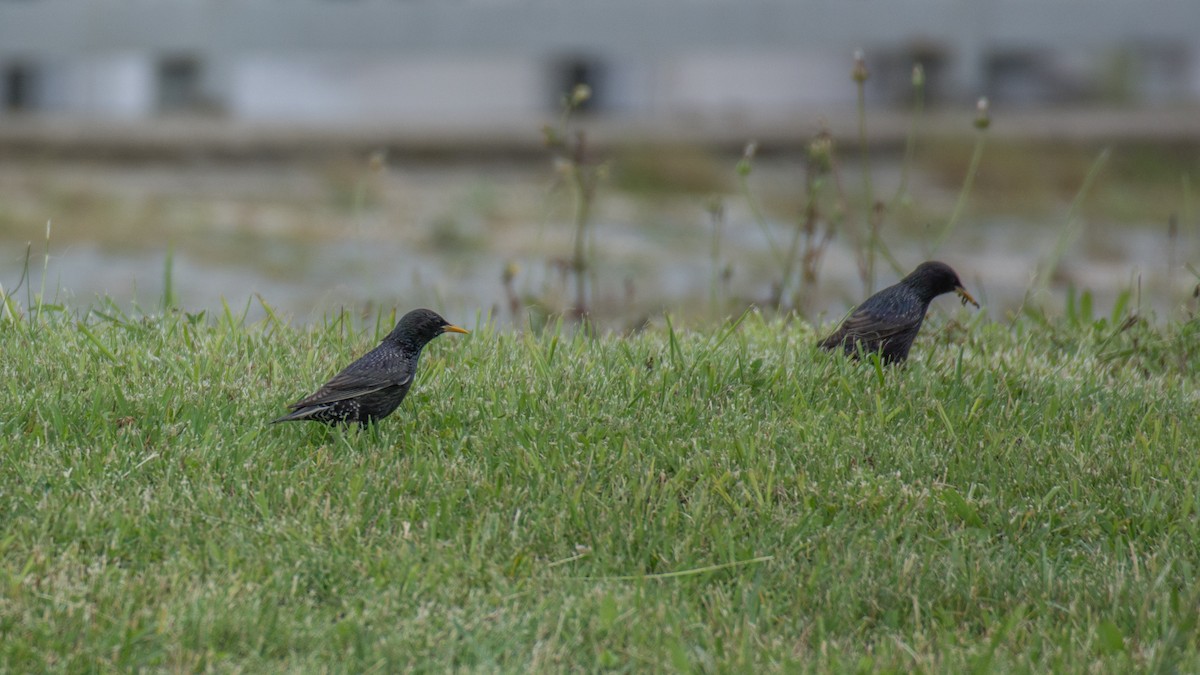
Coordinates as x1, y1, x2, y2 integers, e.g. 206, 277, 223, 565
2, 299, 1198, 671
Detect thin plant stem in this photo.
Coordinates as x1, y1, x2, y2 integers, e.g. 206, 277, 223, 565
776, 189, 819, 312
851, 51, 878, 293
935, 132, 985, 252
933, 98, 991, 253
571, 165, 591, 319
1167, 213, 1178, 306
566, 130, 599, 325
36, 219, 51, 325
544, 85, 598, 326
707, 201, 725, 319
1037, 148, 1111, 294
1181, 173, 1195, 314
856, 77, 876, 292
162, 243, 175, 312
878, 64, 927, 279
892, 66, 924, 210
735, 146, 785, 266
578, 555, 774, 582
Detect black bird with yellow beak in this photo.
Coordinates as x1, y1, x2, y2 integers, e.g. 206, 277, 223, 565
818, 261, 978, 364
273, 308, 468, 427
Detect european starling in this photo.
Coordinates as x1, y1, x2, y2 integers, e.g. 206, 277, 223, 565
272, 308, 468, 427
818, 261, 978, 364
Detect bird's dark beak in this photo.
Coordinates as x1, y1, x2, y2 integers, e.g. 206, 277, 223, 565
955, 286, 979, 308
443, 324, 470, 335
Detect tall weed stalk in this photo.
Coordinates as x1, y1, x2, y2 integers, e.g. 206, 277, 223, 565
543, 84, 604, 327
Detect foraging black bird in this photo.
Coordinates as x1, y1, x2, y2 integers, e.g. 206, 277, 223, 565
272, 308, 468, 427
818, 261, 978, 364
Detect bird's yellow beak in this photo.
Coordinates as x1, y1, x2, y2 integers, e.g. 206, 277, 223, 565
443, 325, 470, 335
955, 286, 979, 308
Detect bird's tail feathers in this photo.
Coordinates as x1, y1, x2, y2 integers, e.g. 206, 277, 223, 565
270, 405, 329, 424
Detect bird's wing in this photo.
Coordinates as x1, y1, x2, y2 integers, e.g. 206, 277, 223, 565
288, 370, 413, 410
820, 303, 922, 348
839, 306, 920, 341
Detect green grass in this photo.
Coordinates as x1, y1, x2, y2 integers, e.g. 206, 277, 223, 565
2, 300, 1199, 672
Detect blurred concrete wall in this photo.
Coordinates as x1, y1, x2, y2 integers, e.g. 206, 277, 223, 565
1, 0, 1197, 122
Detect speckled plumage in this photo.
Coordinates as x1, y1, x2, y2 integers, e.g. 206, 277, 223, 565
818, 261, 978, 364
272, 308, 467, 427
